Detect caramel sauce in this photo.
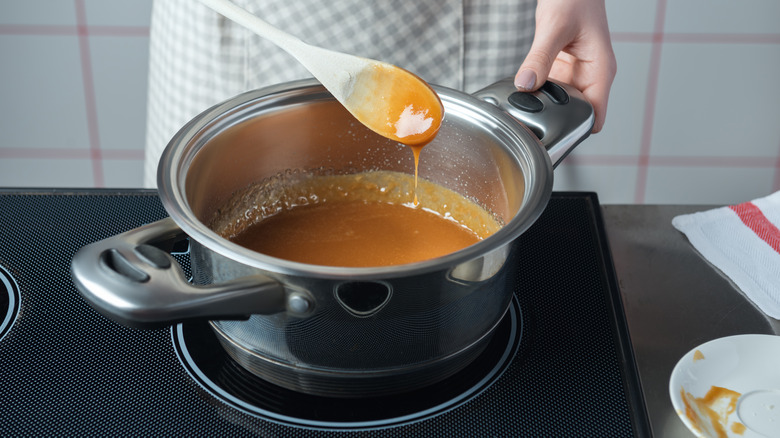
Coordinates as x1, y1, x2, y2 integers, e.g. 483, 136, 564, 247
680, 386, 744, 437
410, 144, 423, 205
346, 64, 444, 205
347, 64, 443, 147
212, 171, 502, 267
231, 201, 481, 267
212, 69, 452, 266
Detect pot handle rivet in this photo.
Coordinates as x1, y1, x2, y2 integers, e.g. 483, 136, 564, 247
287, 292, 314, 315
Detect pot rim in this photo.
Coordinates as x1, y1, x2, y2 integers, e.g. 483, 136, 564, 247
157, 79, 553, 280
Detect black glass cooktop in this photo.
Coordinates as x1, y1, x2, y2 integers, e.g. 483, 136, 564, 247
0, 189, 649, 436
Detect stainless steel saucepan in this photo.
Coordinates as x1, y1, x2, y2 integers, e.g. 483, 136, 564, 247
71, 78, 593, 397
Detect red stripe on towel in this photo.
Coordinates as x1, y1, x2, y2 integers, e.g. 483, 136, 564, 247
729, 202, 780, 254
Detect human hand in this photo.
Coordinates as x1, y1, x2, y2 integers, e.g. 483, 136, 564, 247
514, 0, 617, 133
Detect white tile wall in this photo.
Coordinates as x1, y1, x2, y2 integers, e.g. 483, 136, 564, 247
90, 35, 149, 154
0, 34, 90, 150
0, 1, 77, 26
0, 0, 150, 188
556, 0, 780, 204
0, 0, 778, 204
652, 43, 780, 159
645, 165, 776, 205
83, 0, 155, 26
664, 0, 780, 35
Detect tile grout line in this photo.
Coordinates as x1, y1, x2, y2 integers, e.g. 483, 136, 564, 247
566, 154, 779, 167
0, 24, 149, 37
0, 148, 144, 160
611, 32, 780, 45
74, 0, 104, 187
634, 0, 668, 204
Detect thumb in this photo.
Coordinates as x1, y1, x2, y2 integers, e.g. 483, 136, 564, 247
515, 0, 578, 91
514, 10, 572, 91
514, 39, 561, 91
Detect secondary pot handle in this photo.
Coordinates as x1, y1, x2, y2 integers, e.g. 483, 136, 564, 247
70, 217, 295, 329
472, 78, 595, 168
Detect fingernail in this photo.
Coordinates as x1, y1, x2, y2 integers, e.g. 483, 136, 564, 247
514, 70, 536, 90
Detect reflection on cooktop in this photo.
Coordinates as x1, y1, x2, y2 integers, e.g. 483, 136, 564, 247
0, 264, 20, 343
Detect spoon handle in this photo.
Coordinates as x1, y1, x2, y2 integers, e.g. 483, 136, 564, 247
196, 0, 362, 102
197, 0, 305, 53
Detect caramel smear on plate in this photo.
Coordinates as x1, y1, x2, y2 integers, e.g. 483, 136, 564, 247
680, 386, 744, 437
731, 422, 747, 435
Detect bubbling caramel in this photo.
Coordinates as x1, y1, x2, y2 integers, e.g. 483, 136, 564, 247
210, 170, 502, 267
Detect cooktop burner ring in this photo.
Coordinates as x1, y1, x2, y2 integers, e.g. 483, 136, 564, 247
0, 264, 21, 343
172, 296, 522, 431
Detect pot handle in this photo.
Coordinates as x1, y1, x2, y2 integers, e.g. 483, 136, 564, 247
71, 217, 296, 329
472, 78, 594, 168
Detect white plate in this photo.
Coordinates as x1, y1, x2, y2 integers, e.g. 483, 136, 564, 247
670, 334, 780, 438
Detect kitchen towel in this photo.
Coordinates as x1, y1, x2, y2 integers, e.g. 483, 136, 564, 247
672, 191, 780, 319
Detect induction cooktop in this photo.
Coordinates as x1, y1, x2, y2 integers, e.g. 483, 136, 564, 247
0, 189, 649, 436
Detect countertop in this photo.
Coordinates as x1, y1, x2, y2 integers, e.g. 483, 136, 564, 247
602, 204, 780, 437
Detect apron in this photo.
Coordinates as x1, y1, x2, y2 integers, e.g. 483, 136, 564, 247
144, 0, 536, 187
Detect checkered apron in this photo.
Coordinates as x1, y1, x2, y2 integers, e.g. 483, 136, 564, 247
144, 0, 536, 187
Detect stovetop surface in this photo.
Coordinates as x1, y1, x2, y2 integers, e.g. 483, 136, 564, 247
0, 189, 649, 436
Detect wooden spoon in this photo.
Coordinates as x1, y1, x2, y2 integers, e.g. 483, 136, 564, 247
198, 0, 443, 147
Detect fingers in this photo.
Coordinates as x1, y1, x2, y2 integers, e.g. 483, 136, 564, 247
515, 0, 616, 133
581, 59, 616, 133
565, 37, 617, 133
549, 46, 615, 133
